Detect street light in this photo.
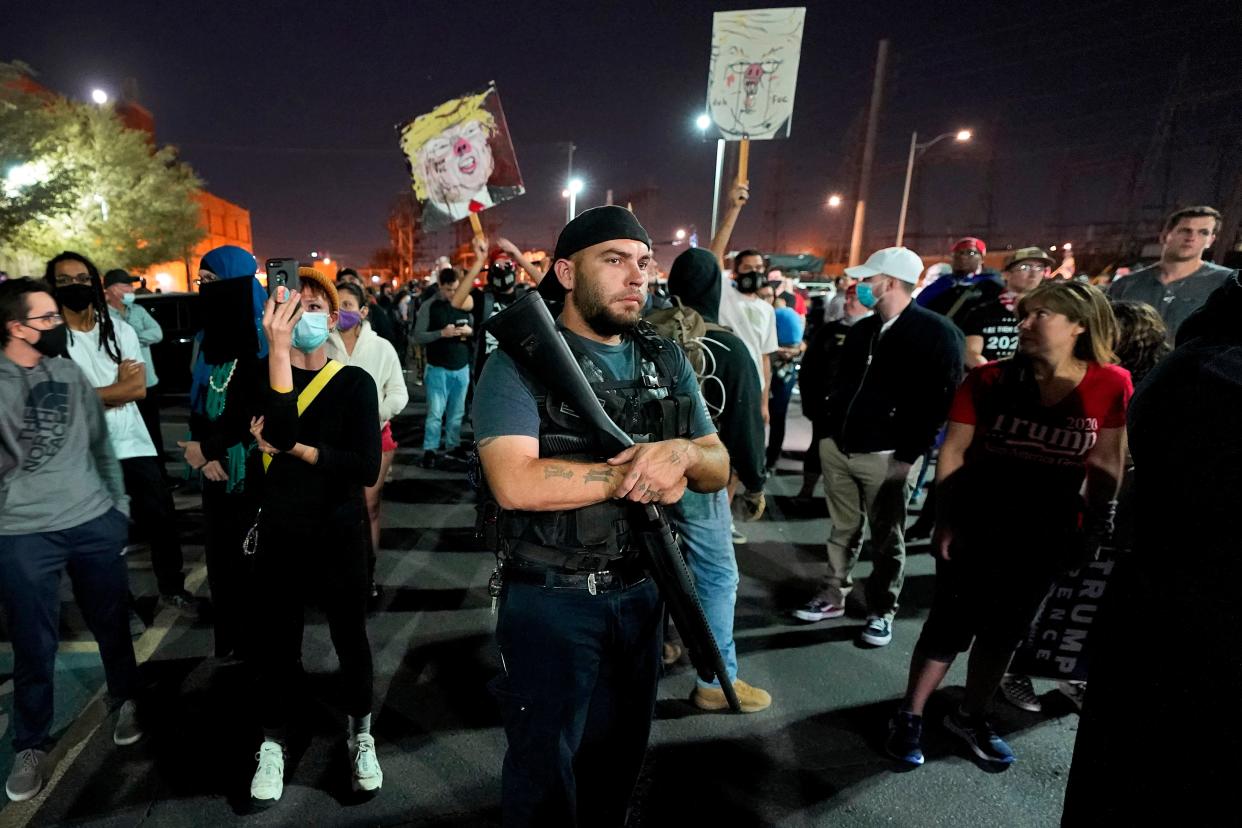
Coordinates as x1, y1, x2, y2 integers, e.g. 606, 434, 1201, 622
695, 113, 712, 131
2, 161, 50, 198
564, 177, 584, 220
827, 193, 843, 209
90, 88, 109, 105
675, 228, 687, 241
896, 128, 974, 246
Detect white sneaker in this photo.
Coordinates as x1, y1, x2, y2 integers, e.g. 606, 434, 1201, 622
349, 733, 383, 793
250, 740, 284, 807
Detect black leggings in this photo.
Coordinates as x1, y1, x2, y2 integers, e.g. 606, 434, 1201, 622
253, 512, 373, 731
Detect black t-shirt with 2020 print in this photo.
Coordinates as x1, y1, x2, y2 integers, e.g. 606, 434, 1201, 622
959, 296, 1020, 362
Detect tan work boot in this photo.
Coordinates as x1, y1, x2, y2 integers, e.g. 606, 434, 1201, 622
691, 678, 772, 713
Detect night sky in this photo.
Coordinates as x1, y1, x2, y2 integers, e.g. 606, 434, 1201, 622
5, 0, 1241, 268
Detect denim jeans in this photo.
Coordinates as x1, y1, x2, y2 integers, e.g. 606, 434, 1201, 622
422, 364, 470, 452
0, 509, 139, 751
667, 489, 739, 687
493, 577, 661, 828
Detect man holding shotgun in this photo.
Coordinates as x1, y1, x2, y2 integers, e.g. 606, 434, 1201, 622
473, 206, 729, 828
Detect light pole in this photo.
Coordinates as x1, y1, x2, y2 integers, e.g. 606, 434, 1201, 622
826, 193, 845, 262
696, 113, 725, 240
896, 129, 972, 246
563, 177, 584, 220
564, 142, 576, 223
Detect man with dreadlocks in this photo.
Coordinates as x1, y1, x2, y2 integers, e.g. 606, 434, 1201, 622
48, 252, 196, 621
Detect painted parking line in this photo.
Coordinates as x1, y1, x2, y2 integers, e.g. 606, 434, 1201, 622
2, 562, 208, 827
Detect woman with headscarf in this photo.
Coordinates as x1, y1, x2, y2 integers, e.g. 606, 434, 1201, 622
177, 246, 268, 661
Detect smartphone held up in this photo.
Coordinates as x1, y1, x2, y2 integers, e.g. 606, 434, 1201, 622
265, 258, 300, 303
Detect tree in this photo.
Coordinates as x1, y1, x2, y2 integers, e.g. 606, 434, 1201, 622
0, 61, 204, 271
0, 62, 81, 241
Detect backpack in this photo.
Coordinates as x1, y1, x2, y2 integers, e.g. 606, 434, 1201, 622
644, 297, 731, 421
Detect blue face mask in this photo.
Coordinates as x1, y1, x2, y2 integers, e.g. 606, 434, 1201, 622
855, 282, 879, 309
120, 292, 135, 307
292, 312, 330, 353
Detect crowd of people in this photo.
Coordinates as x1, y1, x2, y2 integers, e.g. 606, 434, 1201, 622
0, 197, 1236, 824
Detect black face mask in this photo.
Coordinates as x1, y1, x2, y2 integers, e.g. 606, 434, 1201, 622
200, 277, 258, 364
736, 270, 765, 294
55, 283, 94, 312
24, 323, 69, 358
489, 263, 517, 292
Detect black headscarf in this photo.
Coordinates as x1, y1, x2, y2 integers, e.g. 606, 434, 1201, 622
667, 247, 722, 323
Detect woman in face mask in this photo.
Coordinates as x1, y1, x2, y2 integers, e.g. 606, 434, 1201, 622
325, 281, 409, 602
246, 268, 382, 808
179, 245, 269, 660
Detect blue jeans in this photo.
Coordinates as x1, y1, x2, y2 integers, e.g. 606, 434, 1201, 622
667, 489, 739, 687
0, 509, 139, 751
493, 577, 661, 827
422, 364, 469, 452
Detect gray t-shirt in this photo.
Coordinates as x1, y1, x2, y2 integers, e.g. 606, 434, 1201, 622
1109, 261, 1235, 341
472, 327, 715, 442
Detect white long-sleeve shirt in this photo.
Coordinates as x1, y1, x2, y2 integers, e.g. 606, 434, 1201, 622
326, 322, 409, 425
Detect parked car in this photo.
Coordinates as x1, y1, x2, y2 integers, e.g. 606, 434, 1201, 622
134, 292, 201, 396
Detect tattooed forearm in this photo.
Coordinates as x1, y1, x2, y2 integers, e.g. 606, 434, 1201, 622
544, 465, 574, 480
584, 468, 616, 484
669, 450, 681, 463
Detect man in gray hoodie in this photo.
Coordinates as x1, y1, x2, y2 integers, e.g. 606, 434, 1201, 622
0, 278, 142, 802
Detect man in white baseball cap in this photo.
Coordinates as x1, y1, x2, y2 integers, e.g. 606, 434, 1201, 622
794, 246, 964, 649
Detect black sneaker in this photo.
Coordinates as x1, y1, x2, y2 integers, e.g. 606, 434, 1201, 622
420, 451, 439, 469
886, 711, 925, 766
944, 709, 1015, 766
446, 445, 471, 462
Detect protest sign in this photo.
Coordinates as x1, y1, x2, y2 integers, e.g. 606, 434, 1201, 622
705, 7, 806, 142
397, 83, 524, 233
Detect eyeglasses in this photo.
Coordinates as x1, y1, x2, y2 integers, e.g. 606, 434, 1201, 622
1009, 263, 1047, 273
195, 271, 219, 288
23, 312, 63, 326
954, 250, 982, 257
53, 273, 92, 286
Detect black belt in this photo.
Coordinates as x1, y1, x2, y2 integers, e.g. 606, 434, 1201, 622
505, 561, 647, 595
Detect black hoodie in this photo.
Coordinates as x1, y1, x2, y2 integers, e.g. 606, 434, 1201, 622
667, 249, 765, 491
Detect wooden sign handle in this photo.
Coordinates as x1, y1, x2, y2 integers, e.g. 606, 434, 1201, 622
737, 138, 750, 187
468, 212, 484, 240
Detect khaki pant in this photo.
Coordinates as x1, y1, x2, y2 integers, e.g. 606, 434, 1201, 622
819, 437, 913, 621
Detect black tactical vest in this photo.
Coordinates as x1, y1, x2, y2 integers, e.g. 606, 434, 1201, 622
494, 323, 696, 571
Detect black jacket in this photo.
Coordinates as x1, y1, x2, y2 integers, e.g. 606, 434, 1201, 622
823, 301, 964, 463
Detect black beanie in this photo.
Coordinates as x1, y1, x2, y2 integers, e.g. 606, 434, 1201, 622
538, 206, 652, 304
668, 248, 722, 323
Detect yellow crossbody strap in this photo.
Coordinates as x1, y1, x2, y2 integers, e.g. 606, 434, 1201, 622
262, 360, 344, 472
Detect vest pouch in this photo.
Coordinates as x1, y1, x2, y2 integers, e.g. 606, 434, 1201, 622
571, 500, 628, 549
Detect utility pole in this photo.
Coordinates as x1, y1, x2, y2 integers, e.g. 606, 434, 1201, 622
565, 142, 576, 223
848, 39, 888, 265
